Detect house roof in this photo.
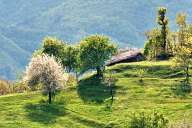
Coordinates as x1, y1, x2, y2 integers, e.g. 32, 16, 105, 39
106, 49, 142, 66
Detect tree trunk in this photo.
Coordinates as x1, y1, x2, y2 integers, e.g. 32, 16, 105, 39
96, 66, 102, 77
108, 84, 114, 107
162, 22, 167, 53
48, 91, 52, 104
110, 86, 113, 104
186, 66, 189, 84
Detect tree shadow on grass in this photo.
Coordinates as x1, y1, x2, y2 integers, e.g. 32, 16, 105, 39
77, 75, 116, 104
171, 82, 191, 98
24, 100, 66, 124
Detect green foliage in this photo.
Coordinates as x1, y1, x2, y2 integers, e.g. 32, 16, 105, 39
37, 35, 117, 75
176, 12, 188, 48
40, 37, 80, 72
157, 7, 168, 25
130, 112, 169, 128
79, 34, 117, 76
174, 13, 192, 85
42, 37, 65, 58
32, 48, 44, 57
13, 82, 29, 93
144, 28, 161, 60
172, 81, 191, 96
176, 12, 186, 28
157, 7, 169, 56
173, 49, 192, 86
66, 74, 78, 86
61, 45, 80, 72
143, 41, 150, 56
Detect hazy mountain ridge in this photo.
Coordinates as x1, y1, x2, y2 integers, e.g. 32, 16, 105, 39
1, 0, 192, 80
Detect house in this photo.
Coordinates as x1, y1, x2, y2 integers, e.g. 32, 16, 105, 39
106, 49, 143, 66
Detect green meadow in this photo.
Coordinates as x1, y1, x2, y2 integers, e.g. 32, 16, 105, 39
0, 60, 191, 127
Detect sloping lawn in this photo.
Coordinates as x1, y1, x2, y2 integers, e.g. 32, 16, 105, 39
0, 60, 192, 127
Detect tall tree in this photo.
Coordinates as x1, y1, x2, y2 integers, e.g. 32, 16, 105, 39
42, 37, 65, 58
39, 37, 79, 73
79, 35, 117, 77
157, 7, 169, 54
174, 45, 192, 85
144, 28, 161, 60
62, 45, 80, 73
176, 12, 187, 47
174, 14, 192, 86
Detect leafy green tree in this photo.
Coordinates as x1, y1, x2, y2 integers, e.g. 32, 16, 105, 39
144, 28, 161, 60
173, 34, 192, 83
39, 37, 79, 73
42, 37, 65, 58
176, 12, 187, 47
62, 45, 80, 73
79, 35, 117, 77
173, 46, 192, 87
157, 7, 169, 55
166, 31, 176, 55
174, 14, 192, 86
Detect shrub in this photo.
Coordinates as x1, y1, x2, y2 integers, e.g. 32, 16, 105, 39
67, 74, 79, 87
180, 81, 191, 93
13, 82, 29, 93
130, 112, 169, 128
0, 80, 11, 95
171, 115, 192, 128
136, 68, 147, 83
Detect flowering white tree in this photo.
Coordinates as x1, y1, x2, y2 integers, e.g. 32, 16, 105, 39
24, 54, 67, 104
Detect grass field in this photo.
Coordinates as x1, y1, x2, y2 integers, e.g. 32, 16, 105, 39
0, 60, 192, 128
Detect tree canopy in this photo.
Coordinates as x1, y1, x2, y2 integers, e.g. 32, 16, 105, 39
79, 35, 117, 76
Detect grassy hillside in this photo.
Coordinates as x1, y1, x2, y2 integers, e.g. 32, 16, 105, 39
0, 61, 192, 127
1, 0, 192, 79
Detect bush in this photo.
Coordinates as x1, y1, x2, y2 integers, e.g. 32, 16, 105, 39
180, 81, 191, 93
143, 40, 151, 57
66, 74, 77, 86
130, 112, 169, 128
171, 115, 192, 128
13, 82, 29, 93
0, 80, 31, 95
0, 81, 11, 95
172, 81, 191, 96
